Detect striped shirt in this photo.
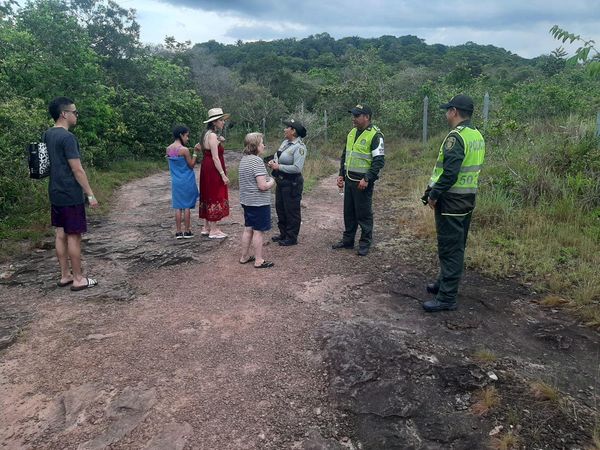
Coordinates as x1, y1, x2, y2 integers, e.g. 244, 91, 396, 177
239, 155, 271, 206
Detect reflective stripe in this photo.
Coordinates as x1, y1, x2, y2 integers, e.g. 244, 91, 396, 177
435, 164, 481, 172
350, 152, 372, 160
347, 167, 368, 174
346, 172, 364, 181
460, 165, 482, 172
441, 211, 472, 216
448, 186, 478, 194
429, 184, 477, 193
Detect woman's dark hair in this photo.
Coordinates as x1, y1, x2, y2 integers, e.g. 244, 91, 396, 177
173, 125, 190, 145
48, 96, 75, 121
200, 121, 218, 149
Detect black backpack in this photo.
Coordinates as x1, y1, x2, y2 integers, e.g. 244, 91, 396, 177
28, 132, 49, 179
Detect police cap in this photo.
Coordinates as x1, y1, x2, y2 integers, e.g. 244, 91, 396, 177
440, 94, 474, 113
348, 104, 373, 116
283, 119, 307, 138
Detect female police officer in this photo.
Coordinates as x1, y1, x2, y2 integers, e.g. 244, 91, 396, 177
267, 119, 307, 246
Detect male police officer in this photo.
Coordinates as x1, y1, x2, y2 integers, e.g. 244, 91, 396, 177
332, 105, 384, 256
421, 94, 485, 312
268, 119, 307, 246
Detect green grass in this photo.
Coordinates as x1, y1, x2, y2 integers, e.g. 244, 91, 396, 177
0, 159, 165, 260
86, 159, 166, 215
468, 190, 600, 327
226, 166, 239, 189
471, 385, 501, 416
473, 348, 497, 363
491, 432, 520, 450
592, 426, 600, 450
301, 139, 344, 191
530, 380, 561, 403
303, 156, 337, 192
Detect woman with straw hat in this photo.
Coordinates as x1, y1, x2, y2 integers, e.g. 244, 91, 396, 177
195, 107, 230, 238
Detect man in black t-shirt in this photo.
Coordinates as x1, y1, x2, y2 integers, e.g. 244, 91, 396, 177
47, 97, 99, 291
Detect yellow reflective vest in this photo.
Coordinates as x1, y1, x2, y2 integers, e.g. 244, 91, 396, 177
344, 126, 382, 175
429, 125, 485, 194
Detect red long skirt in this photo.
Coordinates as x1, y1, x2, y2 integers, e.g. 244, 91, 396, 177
198, 145, 229, 221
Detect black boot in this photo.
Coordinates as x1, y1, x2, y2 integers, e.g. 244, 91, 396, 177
426, 283, 439, 295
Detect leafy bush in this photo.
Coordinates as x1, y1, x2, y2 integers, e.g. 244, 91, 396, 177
0, 97, 49, 215
0, 0, 204, 220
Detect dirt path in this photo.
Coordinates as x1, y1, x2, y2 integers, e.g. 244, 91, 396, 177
1, 158, 599, 449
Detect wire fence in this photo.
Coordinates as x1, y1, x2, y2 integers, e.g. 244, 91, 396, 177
256, 93, 600, 146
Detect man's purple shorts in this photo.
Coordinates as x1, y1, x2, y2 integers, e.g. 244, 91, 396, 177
51, 204, 87, 234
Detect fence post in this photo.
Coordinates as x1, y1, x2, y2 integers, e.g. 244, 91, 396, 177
324, 110, 328, 144
483, 92, 490, 128
422, 96, 429, 144
262, 117, 266, 142
596, 111, 600, 137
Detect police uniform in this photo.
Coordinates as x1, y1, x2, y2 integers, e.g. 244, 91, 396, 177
337, 122, 385, 252
422, 111, 485, 310
272, 135, 307, 245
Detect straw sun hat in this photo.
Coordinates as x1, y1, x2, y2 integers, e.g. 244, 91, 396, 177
203, 107, 231, 123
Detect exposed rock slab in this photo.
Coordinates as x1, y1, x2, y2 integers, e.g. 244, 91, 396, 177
143, 421, 193, 450
318, 320, 487, 449
78, 385, 157, 450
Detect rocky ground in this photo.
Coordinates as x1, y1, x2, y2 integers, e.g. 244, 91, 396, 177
1, 153, 599, 449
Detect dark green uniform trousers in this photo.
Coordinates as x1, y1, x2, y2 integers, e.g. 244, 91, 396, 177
434, 209, 472, 303
342, 177, 374, 248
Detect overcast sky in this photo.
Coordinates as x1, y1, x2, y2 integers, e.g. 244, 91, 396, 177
121, 0, 600, 58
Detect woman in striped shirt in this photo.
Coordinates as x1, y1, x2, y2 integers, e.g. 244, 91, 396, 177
238, 132, 276, 269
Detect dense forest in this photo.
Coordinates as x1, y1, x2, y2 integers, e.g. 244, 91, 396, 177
188, 30, 599, 137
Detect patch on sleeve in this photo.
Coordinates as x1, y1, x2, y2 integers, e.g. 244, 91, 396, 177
444, 136, 457, 150
372, 138, 384, 157
299, 148, 305, 156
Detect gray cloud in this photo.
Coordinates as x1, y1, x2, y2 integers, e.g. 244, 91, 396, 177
145, 0, 600, 57
157, 0, 599, 28
156, 0, 279, 15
